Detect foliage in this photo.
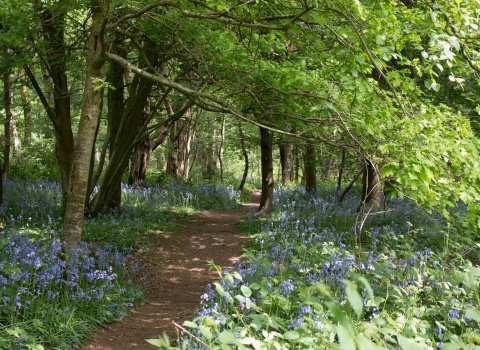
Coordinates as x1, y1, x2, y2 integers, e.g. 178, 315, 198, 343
0, 233, 143, 349
9, 137, 61, 181
0, 178, 242, 348
148, 186, 480, 349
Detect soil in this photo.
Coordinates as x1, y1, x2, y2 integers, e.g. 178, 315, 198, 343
80, 192, 260, 350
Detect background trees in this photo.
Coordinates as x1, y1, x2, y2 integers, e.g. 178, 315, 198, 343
1, 0, 479, 249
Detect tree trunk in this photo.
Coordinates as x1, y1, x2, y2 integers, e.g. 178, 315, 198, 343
128, 100, 151, 186
166, 121, 179, 176
37, 5, 75, 201
294, 145, 300, 182
40, 62, 54, 139
321, 156, 335, 182
105, 58, 125, 213
166, 110, 192, 178
3, 71, 13, 178
258, 127, 274, 215
201, 121, 218, 179
304, 142, 317, 192
61, 1, 106, 252
19, 68, 32, 145
90, 42, 159, 214
337, 148, 346, 191
361, 159, 381, 208
178, 108, 192, 178
237, 124, 249, 192
218, 116, 225, 183
279, 137, 294, 185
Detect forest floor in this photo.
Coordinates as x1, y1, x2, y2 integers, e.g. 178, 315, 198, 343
80, 192, 260, 350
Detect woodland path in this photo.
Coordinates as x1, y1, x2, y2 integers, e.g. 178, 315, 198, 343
80, 192, 260, 350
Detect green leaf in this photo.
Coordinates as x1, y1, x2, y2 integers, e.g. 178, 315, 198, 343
249, 283, 261, 290
232, 271, 243, 281
145, 334, 172, 348
283, 330, 300, 340
465, 305, 480, 323
182, 320, 198, 329
357, 334, 385, 350
397, 335, 424, 350
241, 285, 252, 297
327, 302, 353, 334
218, 331, 236, 344
344, 280, 364, 319
438, 343, 462, 350
199, 325, 213, 340
214, 282, 225, 296
337, 324, 356, 350
356, 277, 374, 301
146, 339, 164, 347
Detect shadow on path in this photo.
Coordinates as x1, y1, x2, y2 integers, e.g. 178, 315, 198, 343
80, 192, 260, 350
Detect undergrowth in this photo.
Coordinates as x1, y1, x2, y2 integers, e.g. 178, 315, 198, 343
0, 178, 241, 349
148, 185, 480, 350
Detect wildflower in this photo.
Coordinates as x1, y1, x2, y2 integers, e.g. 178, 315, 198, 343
278, 279, 295, 296
448, 309, 459, 320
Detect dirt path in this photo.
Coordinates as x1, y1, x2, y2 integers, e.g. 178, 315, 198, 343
81, 193, 259, 350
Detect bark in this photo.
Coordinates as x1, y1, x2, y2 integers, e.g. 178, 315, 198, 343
128, 100, 151, 186
212, 128, 219, 175
337, 148, 346, 191
166, 112, 192, 178
178, 108, 192, 178
61, 1, 106, 252
279, 137, 294, 185
361, 159, 381, 208
129, 95, 194, 184
34, 5, 75, 200
19, 69, 32, 145
40, 62, 54, 109
85, 118, 102, 209
101, 58, 126, 213
294, 145, 300, 182
201, 122, 218, 179
90, 41, 159, 214
304, 142, 317, 192
237, 124, 249, 192
257, 127, 274, 215
166, 121, 179, 176
218, 116, 225, 183
40, 62, 54, 138
3, 71, 14, 178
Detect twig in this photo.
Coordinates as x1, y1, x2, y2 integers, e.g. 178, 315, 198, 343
171, 321, 211, 349
176, 327, 180, 348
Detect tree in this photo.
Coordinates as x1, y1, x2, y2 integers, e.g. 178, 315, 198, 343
237, 123, 249, 192
279, 136, 294, 186
3, 0, 480, 250
361, 159, 381, 208
61, 0, 107, 252
304, 141, 317, 192
257, 126, 274, 215
2, 70, 14, 178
